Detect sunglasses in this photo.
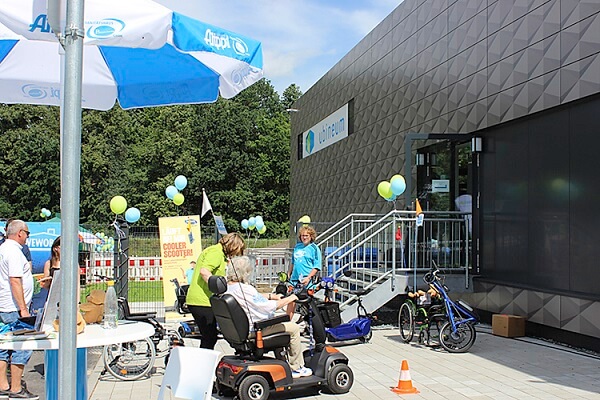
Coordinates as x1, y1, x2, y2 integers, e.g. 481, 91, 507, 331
21, 229, 30, 237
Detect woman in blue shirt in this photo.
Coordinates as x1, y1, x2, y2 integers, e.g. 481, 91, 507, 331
286, 225, 321, 319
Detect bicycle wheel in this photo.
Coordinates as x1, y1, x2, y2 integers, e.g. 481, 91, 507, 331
439, 321, 476, 353
398, 302, 414, 343
103, 337, 156, 381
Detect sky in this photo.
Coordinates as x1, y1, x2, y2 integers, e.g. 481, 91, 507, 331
155, 1, 401, 95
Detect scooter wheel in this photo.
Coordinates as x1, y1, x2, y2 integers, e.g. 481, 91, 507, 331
178, 326, 186, 338
326, 363, 353, 394
238, 374, 270, 400
360, 329, 372, 343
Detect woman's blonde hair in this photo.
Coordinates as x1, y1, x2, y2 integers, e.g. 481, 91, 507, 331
226, 256, 253, 284
298, 225, 317, 242
219, 232, 246, 257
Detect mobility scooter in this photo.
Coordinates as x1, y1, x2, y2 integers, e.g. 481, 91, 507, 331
210, 277, 354, 400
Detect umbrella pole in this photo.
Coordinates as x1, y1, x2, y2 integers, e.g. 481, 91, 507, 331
58, 1, 85, 400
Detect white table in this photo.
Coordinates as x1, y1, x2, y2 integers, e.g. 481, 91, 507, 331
0, 321, 154, 399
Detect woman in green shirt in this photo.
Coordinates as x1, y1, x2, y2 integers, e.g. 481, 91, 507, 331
186, 232, 246, 349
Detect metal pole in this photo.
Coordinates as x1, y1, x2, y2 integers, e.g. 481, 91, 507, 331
59, 1, 84, 399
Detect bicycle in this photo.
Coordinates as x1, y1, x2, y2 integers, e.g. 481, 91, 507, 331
422, 265, 479, 353
398, 287, 446, 345
102, 297, 183, 381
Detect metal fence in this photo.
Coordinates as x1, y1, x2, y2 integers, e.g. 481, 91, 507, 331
80, 226, 291, 314
315, 210, 471, 305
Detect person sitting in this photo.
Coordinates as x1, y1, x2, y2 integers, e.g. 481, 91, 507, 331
223, 256, 313, 379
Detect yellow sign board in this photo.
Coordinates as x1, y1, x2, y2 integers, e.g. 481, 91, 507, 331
158, 215, 202, 313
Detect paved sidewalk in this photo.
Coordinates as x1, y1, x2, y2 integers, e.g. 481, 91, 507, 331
87, 325, 600, 400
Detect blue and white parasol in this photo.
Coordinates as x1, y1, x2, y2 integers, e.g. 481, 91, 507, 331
0, 0, 263, 110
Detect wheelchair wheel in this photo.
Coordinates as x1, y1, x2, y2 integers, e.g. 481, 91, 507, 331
398, 302, 414, 343
439, 321, 476, 353
326, 363, 353, 394
238, 374, 270, 400
103, 337, 156, 381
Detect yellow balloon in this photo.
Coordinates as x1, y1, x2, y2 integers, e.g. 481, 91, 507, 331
173, 193, 184, 206
298, 215, 311, 224
377, 181, 392, 199
110, 196, 127, 214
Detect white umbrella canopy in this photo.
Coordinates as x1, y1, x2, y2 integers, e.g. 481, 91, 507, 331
0, 0, 264, 109
0, 1, 264, 399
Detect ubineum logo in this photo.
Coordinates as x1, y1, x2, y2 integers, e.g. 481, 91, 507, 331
305, 130, 315, 154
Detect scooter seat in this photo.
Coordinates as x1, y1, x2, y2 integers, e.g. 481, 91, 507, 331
350, 289, 369, 297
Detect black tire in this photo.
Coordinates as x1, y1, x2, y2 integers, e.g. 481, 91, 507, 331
178, 326, 186, 338
216, 381, 236, 398
360, 328, 373, 343
439, 321, 476, 353
103, 337, 156, 381
238, 374, 270, 400
398, 302, 414, 343
326, 363, 353, 394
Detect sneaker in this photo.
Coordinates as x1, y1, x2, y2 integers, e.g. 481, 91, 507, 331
291, 366, 313, 379
0, 388, 10, 400
8, 389, 38, 400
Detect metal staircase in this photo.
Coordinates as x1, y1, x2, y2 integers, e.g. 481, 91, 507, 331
314, 210, 471, 322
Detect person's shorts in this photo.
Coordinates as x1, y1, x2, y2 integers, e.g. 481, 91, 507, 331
0, 311, 33, 365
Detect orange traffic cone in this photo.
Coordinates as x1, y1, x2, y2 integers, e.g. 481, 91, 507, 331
391, 360, 419, 394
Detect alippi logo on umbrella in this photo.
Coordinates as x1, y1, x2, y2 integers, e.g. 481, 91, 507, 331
21, 84, 60, 100
29, 14, 126, 40
204, 29, 249, 56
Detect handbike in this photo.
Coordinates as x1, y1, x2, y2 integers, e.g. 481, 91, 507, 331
423, 265, 479, 353
398, 286, 446, 345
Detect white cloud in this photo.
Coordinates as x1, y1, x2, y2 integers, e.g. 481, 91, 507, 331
156, 0, 400, 94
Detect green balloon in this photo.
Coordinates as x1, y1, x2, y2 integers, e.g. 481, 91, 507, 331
110, 196, 127, 214
258, 226, 267, 234
173, 193, 184, 206
377, 181, 392, 199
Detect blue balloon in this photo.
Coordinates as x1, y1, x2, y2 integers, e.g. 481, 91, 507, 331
174, 175, 188, 190
241, 219, 249, 229
255, 215, 263, 224
248, 217, 256, 229
255, 220, 265, 230
390, 175, 406, 196
165, 185, 178, 200
125, 207, 141, 223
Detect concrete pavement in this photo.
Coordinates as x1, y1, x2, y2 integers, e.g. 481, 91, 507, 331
83, 323, 600, 400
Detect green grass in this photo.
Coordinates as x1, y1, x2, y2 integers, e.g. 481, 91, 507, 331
81, 281, 164, 303
128, 236, 288, 257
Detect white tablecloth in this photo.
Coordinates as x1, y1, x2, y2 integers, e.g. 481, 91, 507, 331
0, 321, 154, 350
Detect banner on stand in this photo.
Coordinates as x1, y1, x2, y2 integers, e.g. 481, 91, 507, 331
159, 215, 202, 316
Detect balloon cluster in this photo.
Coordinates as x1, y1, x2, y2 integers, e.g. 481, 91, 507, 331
377, 174, 406, 202
94, 232, 115, 252
241, 215, 267, 234
39, 208, 52, 218
165, 175, 187, 206
109, 196, 141, 223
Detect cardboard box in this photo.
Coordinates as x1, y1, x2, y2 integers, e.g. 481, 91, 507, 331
492, 314, 526, 337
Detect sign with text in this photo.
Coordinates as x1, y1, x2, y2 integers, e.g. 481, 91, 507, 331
302, 103, 348, 158
431, 179, 450, 193
158, 215, 202, 314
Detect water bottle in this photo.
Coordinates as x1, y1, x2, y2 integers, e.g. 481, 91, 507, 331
103, 281, 118, 329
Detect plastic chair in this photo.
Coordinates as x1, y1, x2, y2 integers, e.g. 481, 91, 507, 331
158, 347, 222, 400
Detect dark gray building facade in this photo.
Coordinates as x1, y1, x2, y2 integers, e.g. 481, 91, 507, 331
290, 0, 600, 345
